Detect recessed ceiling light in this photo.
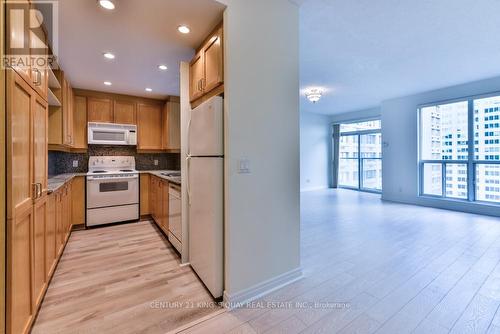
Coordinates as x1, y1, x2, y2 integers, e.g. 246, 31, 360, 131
145, 88, 152, 92
98, 0, 115, 10
177, 25, 191, 34
103, 52, 115, 60
158, 65, 168, 71
104, 81, 112, 86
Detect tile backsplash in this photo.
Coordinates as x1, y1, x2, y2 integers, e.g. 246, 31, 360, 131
49, 145, 180, 176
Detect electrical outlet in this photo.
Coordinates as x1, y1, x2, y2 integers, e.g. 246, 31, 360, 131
73, 160, 78, 168
154, 159, 159, 166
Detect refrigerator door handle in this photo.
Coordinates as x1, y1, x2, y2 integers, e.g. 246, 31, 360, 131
187, 115, 192, 157
186, 156, 192, 206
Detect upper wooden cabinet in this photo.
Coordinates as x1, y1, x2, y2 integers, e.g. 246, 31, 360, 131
189, 24, 223, 103
137, 103, 163, 150
72, 96, 87, 150
114, 100, 137, 124
163, 100, 181, 151
190, 52, 204, 102
87, 97, 113, 123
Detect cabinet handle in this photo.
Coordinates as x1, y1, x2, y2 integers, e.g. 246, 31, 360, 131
32, 68, 42, 86
32, 183, 38, 199
201, 78, 206, 90
38, 183, 42, 198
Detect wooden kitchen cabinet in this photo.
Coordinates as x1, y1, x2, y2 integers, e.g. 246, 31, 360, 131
73, 96, 88, 150
137, 103, 163, 150
162, 100, 181, 151
114, 100, 137, 124
189, 24, 223, 103
88, 97, 114, 123
190, 52, 204, 102
140, 174, 150, 216
48, 71, 77, 150
149, 176, 170, 235
33, 195, 48, 309
71, 176, 85, 227
6, 69, 49, 334
46, 193, 57, 279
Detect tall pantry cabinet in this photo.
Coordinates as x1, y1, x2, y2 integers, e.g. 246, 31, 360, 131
6, 68, 49, 334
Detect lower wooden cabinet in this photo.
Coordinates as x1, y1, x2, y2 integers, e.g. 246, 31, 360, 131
7, 206, 34, 334
7, 177, 79, 334
149, 175, 169, 235
33, 195, 48, 309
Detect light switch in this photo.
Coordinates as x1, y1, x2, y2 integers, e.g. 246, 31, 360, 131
238, 159, 251, 174
154, 159, 159, 166
73, 160, 79, 168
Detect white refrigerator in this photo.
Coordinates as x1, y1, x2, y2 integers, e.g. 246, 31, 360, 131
188, 96, 224, 299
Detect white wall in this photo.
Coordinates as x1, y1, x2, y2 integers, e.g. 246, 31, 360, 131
300, 111, 331, 191
382, 75, 500, 217
220, 0, 301, 298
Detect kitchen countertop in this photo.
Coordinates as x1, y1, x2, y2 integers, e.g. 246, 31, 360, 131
48, 170, 181, 194
141, 170, 182, 186
48, 173, 87, 194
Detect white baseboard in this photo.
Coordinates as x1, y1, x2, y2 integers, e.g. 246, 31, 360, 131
223, 267, 303, 309
300, 186, 328, 192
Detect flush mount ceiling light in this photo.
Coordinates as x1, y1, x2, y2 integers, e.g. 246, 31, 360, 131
158, 64, 168, 71
305, 88, 324, 103
103, 52, 115, 60
145, 88, 152, 92
177, 25, 191, 34
98, 0, 115, 10
104, 81, 112, 86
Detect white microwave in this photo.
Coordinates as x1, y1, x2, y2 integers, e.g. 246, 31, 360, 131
88, 122, 137, 146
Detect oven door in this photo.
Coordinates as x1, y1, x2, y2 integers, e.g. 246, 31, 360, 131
87, 176, 139, 209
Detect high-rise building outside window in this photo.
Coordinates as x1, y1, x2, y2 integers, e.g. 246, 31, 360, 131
338, 120, 382, 192
419, 95, 500, 204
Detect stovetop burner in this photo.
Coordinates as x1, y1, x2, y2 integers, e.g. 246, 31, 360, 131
120, 169, 135, 172
92, 170, 107, 174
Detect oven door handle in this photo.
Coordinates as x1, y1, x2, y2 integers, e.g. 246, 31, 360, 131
87, 176, 139, 182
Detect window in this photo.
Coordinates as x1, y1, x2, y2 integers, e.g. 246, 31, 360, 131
419, 95, 500, 204
337, 120, 382, 192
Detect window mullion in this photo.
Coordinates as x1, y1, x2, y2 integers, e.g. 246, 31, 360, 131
467, 99, 475, 202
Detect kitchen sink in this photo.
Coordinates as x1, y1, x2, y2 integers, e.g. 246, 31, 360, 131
161, 172, 181, 177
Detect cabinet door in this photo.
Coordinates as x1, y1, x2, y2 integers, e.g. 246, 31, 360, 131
137, 103, 162, 150
203, 28, 223, 93
30, 5, 49, 100
71, 177, 85, 226
161, 181, 169, 233
88, 97, 113, 123
7, 208, 34, 334
45, 193, 56, 278
55, 191, 64, 256
73, 96, 87, 149
162, 101, 180, 151
33, 94, 48, 195
149, 176, 156, 221
33, 195, 47, 309
140, 174, 150, 216
189, 51, 204, 102
156, 180, 164, 229
6, 1, 32, 85
7, 71, 34, 220
114, 100, 136, 124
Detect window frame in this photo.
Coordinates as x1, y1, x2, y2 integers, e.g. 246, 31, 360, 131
338, 128, 382, 193
418, 92, 500, 205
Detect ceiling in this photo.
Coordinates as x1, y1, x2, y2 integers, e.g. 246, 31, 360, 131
300, 0, 500, 114
57, 0, 225, 99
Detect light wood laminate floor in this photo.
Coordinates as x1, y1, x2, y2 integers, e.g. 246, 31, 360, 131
180, 189, 500, 334
32, 221, 220, 334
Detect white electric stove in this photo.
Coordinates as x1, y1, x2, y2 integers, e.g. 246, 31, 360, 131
86, 156, 139, 227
